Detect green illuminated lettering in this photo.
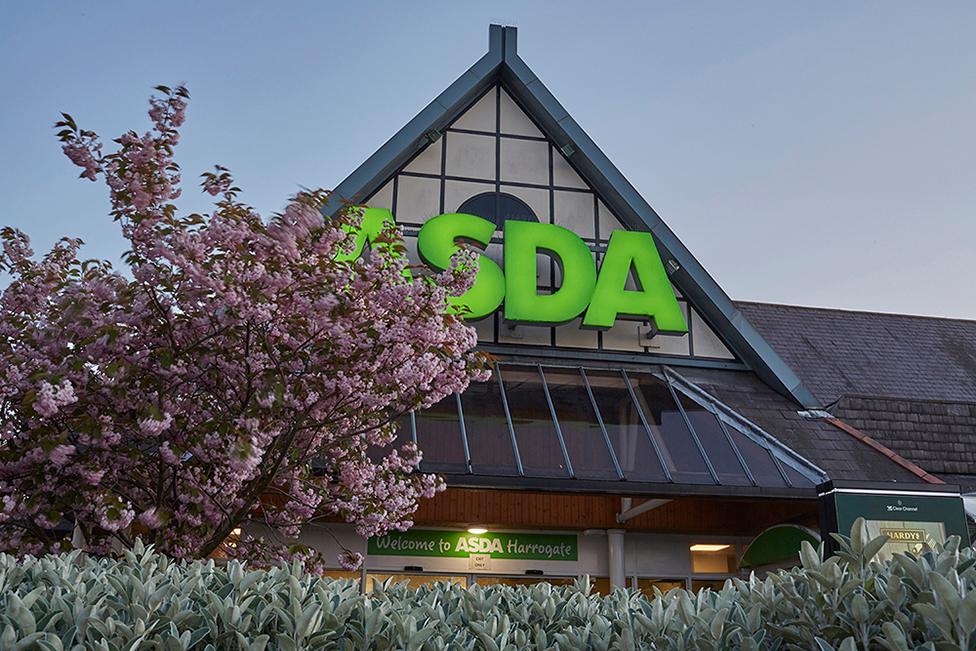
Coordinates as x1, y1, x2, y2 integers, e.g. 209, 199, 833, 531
503, 221, 596, 324
340, 206, 688, 331
334, 207, 399, 262
417, 213, 505, 320
582, 230, 687, 332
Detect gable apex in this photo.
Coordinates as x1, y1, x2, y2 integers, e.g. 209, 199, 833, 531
321, 24, 819, 409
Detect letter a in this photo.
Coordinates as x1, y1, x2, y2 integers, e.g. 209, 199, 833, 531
583, 230, 687, 332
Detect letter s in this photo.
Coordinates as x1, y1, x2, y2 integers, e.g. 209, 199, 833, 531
417, 213, 505, 320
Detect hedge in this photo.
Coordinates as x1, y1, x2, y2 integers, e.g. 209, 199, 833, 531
0, 519, 974, 650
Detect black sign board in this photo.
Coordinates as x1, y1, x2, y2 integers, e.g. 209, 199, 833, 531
818, 480, 970, 560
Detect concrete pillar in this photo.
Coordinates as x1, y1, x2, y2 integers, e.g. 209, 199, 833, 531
608, 528, 626, 589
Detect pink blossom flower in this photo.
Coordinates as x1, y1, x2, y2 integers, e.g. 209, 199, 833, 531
338, 549, 364, 571
139, 507, 163, 529
159, 442, 180, 465
33, 380, 77, 418
81, 468, 105, 484
138, 412, 173, 436
48, 444, 75, 467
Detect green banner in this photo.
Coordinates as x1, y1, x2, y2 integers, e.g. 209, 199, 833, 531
368, 529, 578, 561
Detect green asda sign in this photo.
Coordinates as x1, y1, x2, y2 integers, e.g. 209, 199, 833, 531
345, 207, 687, 331
368, 529, 578, 561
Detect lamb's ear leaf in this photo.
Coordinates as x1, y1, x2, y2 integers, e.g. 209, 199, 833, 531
814, 637, 835, 651
862, 534, 889, 563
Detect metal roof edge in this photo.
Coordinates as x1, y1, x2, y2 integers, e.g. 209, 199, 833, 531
319, 25, 505, 217
497, 29, 819, 410
438, 474, 817, 500
661, 366, 828, 485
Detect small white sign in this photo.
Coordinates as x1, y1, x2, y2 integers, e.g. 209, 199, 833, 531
468, 554, 492, 571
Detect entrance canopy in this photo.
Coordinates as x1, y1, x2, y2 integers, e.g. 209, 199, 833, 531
739, 524, 820, 569
393, 363, 826, 498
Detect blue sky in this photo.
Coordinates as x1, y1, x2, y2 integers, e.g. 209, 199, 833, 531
3, 2, 974, 317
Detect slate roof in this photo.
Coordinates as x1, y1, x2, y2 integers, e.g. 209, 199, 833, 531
736, 302, 976, 489
677, 367, 927, 485
736, 302, 976, 405
831, 396, 976, 491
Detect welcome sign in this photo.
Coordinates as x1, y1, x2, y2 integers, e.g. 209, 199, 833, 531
368, 529, 578, 562
343, 207, 687, 332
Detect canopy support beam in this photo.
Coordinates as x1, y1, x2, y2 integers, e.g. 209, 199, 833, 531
617, 498, 672, 523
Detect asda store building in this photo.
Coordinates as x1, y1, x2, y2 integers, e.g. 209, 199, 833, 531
300, 25, 973, 593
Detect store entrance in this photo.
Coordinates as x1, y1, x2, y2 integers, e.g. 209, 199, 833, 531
334, 572, 692, 597
360, 573, 575, 591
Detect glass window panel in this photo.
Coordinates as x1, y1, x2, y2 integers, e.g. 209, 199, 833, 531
690, 544, 738, 573
367, 414, 414, 463
726, 428, 788, 487
636, 577, 685, 596
542, 368, 618, 480
499, 365, 570, 478
460, 376, 519, 476
627, 374, 712, 484
585, 371, 668, 482
691, 579, 730, 592
672, 393, 750, 486
588, 576, 613, 595
415, 395, 467, 473
781, 462, 815, 488
365, 574, 465, 592
322, 570, 361, 585
475, 576, 574, 587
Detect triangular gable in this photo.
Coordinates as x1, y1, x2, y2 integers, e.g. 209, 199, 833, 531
321, 25, 819, 409
364, 84, 733, 361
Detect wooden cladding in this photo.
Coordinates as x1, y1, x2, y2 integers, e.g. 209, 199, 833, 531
413, 488, 816, 537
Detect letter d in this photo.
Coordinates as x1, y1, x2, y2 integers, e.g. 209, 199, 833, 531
503, 221, 596, 324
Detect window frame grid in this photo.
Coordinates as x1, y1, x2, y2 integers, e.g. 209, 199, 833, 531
579, 367, 625, 480
536, 364, 575, 479
620, 369, 675, 483
713, 412, 759, 487
492, 362, 526, 476
661, 365, 825, 485
660, 373, 722, 485
404, 361, 825, 488
454, 393, 473, 474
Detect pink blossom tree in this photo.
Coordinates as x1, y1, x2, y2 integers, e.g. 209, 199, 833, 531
0, 86, 487, 567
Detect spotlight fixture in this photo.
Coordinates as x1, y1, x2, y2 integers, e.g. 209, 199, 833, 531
689, 544, 731, 552
467, 527, 488, 535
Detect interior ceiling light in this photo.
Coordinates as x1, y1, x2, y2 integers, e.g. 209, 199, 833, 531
467, 527, 488, 535
689, 544, 730, 552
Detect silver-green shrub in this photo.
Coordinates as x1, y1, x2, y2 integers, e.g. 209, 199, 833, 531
1, 518, 974, 650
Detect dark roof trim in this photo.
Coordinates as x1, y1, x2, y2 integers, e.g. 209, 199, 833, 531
320, 26, 505, 213
320, 24, 820, 409
482, 343, 748, 371
440, 474, 816, 501
818, 479, 958, 495
737, 300, 976, 326
824, 416, 945, 485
